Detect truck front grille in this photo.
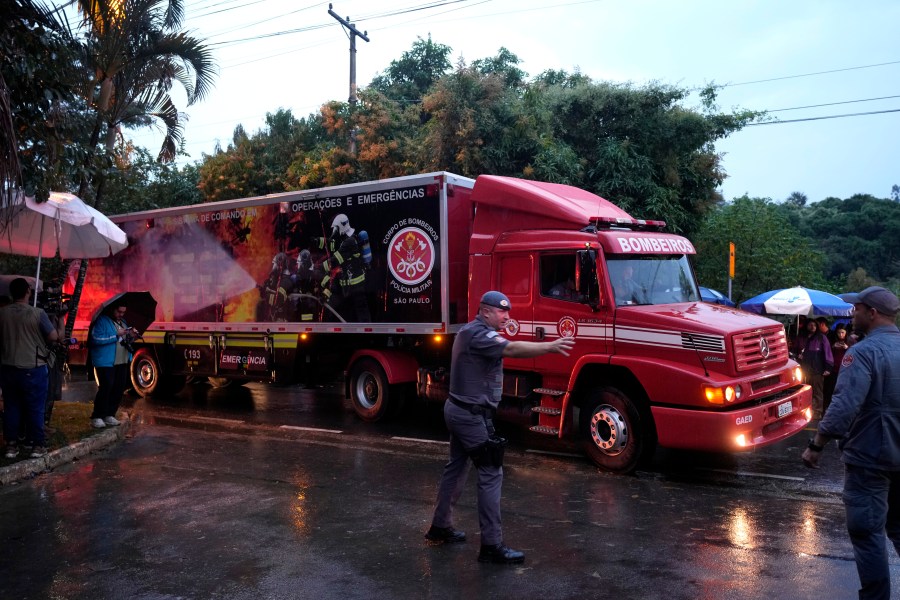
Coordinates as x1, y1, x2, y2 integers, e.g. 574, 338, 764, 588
733, 327, 788, 373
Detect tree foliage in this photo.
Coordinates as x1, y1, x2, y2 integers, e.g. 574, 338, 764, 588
1, 0, 88, 206
693, 196, 827, 302
368, 35, 452, 104
794, 194, 900, 286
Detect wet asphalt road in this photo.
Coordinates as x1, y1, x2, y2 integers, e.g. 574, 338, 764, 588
0, 374, 893, 599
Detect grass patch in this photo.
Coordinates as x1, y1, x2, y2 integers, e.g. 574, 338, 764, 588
2, 401, 104, 465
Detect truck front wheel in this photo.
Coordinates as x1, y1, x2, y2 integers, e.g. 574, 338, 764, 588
349, 358, 391, 422
580, 386, 649, 474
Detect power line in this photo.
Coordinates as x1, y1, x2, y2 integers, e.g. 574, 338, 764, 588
748, 108, 900, 126
768, 94, 900, 112
724, 60, 900, 87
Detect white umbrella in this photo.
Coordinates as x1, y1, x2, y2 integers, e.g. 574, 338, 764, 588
740, 286, 853, 317
0, 191, 128, 305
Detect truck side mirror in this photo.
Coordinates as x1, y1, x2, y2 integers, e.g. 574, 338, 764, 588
576, 249, 601, 310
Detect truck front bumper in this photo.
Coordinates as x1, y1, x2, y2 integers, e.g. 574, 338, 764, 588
651, 383, 812, 452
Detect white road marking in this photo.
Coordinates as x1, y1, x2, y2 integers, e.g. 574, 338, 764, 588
279, 425, 343, 434
525, 449, 583, 458
696, 468, 805, 481
392, 436, 449, 445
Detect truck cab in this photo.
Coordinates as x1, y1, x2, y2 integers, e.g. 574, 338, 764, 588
465, 175, 812, 473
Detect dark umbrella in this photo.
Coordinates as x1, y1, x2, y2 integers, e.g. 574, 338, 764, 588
90, 291, 158, 335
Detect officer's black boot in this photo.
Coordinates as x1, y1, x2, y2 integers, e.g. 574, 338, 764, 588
478, 542, 525, 564
424, 525, 466, 543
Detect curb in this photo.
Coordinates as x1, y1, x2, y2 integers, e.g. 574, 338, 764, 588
0, 419, 132, 486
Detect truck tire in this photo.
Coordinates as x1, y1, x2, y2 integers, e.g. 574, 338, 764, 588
349, 358, 391, 422
208, 377, 235, 388
130, 348, 185, 397
579, 386, 649, 474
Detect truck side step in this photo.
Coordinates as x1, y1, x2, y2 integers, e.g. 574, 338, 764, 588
530, 425, 560, 436
533, 387, 566, 396
531, 406, 562, 415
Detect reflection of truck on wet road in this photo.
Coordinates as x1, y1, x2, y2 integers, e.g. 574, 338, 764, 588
66, 172, 812, 473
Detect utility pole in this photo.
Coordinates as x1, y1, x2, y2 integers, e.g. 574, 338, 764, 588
328, 4, 370, 107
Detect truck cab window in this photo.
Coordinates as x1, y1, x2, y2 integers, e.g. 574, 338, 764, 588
608, 255, 699, 306
540, 254, 579, 302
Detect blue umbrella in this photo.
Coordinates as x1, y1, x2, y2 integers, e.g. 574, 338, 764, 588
739, 286, 852, 317
699, 286, 736, 307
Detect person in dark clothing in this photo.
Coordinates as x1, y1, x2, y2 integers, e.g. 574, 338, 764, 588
315, 214, 371, 322
0, 278, 59, 458
803, 286, 900, 600
798, 317, 833, 419
425, 291, 574, 564
824, 323, 851, 410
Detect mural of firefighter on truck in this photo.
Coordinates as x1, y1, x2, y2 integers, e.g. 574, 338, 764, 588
66, 183, 444, 326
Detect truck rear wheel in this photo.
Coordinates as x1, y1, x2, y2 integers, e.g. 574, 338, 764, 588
208, 377, 235, 388
579, 386, 649, 474
131, 348, 185, 397
349, 358, 391, 422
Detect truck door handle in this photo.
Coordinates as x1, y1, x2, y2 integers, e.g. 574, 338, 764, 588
536, 326, 545, 340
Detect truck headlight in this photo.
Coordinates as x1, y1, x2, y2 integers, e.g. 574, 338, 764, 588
793, 367, 803, 383
704, 385, 737, 404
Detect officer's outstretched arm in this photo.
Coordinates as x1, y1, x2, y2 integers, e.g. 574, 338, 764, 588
503, 337, 574, 358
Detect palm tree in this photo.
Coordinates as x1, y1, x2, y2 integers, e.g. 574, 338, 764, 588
65, 0, 216, 335
0, 0, 76, 212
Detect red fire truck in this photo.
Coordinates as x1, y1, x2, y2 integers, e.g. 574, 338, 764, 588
66, 172, 811, 473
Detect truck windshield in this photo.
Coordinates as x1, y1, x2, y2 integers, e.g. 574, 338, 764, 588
608, 255, 699, 306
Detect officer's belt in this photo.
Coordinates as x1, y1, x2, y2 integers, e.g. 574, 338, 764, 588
448, 397, 495, 417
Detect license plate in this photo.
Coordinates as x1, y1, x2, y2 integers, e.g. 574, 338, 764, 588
777, 401, 792, 418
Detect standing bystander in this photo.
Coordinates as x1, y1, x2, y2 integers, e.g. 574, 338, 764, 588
0, 278, 59, 458
824, 323, 851, 410
802, 286, 900, 600
88, 303, 133, 428
424, 291, 574, 564
798, 317, 834, 419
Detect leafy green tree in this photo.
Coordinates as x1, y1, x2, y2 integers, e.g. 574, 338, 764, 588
527, 82, 760, 235
471, 47, 527, 89
103, 140, 201, 213
1, 0, 88, 207
796, 195, 900, 283
786, 191, 807, 207
415, 62, 529, 176
693, 196, 827, 302
368, 35, 452, 104
66, 0, 216, 335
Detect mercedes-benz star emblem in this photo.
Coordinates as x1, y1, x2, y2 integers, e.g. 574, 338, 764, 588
759, 336, 770, 359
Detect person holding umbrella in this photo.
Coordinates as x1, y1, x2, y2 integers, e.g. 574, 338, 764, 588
88, 302, 134, 428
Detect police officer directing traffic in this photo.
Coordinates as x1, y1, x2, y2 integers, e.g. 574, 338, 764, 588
802, 286, 900, 599
425, 290, 575, 564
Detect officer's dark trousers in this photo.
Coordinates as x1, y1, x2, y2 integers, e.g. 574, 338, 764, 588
431, 400, 503, 545
843, 464, 900, 600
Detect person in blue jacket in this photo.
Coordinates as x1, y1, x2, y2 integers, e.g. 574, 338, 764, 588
89, 303, 133, 428
802, 286, 900, 600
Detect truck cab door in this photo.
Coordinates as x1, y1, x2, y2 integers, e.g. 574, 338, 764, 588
537, 252, 609, 376
495, 253, 535, 371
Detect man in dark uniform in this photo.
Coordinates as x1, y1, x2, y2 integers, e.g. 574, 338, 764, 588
802, 286, 900, 599
425, 290, 575, 564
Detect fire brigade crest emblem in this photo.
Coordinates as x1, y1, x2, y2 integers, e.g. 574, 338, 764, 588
388, 227, 435, 285
505, 319, 520, 337
557, 316, 577, 338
